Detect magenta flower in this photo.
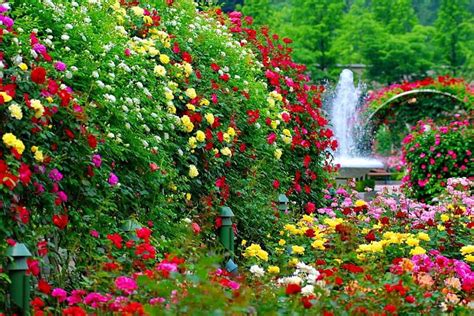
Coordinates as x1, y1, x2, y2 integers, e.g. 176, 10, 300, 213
108, 172, 119, 186
52, 288, 67, 302
92, 154, 102, 168
54, 61, 67, 71
57, 191, 68, 202
49, 169, 63, 182
114, 276, 137, 295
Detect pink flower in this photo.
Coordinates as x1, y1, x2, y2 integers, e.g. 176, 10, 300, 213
191, 222, 201, 234
114, 276, 137, 295
92, 154, 102, 167
90, 230, 99, 238
52, 288, 67, 302
54, 61, 66, 71
149, 297, 166, 305
418, 179, 429, 187
267, 133, 276, 145
108, 172, 119, 186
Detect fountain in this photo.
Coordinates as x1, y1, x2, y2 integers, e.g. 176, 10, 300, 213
329, 69, 383, 180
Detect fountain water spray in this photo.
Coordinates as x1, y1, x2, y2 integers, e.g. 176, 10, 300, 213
329, 69, 383, 179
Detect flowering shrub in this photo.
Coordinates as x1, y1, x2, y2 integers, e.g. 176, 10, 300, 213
365, 76, 474, 111
241, 178, 474, 313
401, 120, 473, 201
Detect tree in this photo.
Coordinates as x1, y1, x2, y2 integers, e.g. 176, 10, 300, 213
371, 0, 418, 33
240, 0, 273, 25
288, 0, 345, 80
434, 0, 474, 75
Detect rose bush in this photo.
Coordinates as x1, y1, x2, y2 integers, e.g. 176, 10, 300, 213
401, 119, 473, 201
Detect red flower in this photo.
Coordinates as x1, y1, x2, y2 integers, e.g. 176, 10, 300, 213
87, 134, 98, 149
211, 63, 220, 72
107, 233, 123, 249
384, 304, 397, 313
38, 279, 51, 294
267, 133, 276, 145
52, 214, 68, 230
272, 179, 280, 189
305, 202, 315, 214
405, 295, 415, 303
18, 163, 32, 185
191, 222, 201, 235
37, 241, 48, 257
285, 283, 301, 295
136, 227, 152, 242
31, 67, 47, 84
62, 306, 86, 316
27, 258, 40, 276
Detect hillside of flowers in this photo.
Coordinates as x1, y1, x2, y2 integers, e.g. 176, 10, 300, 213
1, 0, 473, 314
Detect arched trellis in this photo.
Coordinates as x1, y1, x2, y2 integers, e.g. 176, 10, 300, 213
366, 89, 467, 124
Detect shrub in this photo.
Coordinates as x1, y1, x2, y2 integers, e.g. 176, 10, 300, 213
401, 119, 473, 201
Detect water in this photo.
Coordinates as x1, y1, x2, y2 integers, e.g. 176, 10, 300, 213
329, 69, 383, 173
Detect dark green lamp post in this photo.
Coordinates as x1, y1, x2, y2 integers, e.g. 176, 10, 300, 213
6, 243, 32, 314
278, 194, 289, 213
218, 206, 237, 273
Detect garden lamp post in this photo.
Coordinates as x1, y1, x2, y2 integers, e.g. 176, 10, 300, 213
278, 194, 289, 213
6, 243, 32, 315
218, 206, 238, 273
121, 219, 142, 242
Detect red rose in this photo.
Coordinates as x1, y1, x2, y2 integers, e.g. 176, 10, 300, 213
52, 214, 68, 230
38, 279, 51, 294
87, 134, 98, 149
31, 67, 47, 84
285, 283, 301, 295
384, 304, 397, 313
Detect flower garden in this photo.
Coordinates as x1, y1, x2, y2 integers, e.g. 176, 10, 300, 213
0, 0, 472, 314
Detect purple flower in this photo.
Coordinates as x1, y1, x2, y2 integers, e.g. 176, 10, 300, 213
0, 15, 14, 28
33, 43, 46, 54
49, 169, 63, 182
108, 172, 119, 186
52, 288, 67, 302
54, 61, 67, 71
92, 154, 102, 168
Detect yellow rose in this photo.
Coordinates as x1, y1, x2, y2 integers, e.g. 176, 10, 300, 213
8, 104, 23, 120
440, 214, 449, 222
268, 266, 280, 274
227, 127, 236, 137
417, 232, 430, 241
186, 103, 196, 111
154, 65, 166, 76
143, 15, 153, 24
354, 200, 367, 207
205, 113, 215, 125
220, 147, 232, 157
130, 6, 144, 16
159, 54, 170, 64
18, 63, 28, 71
185, 88, 197, 99
410, 246, 426, 256
188, 165, 199, 178
200, 98, 210, 106
188, 137, 197, 149
2, 133, 17, 147
291, 245, 305, 255
274, 148, 282, 160
34, 150, 44, 162
0, 92, 12, 103
460, 245, 474, 255
196, 130, 205, 142
30, 99, 45, 118
406, 237, 420, 247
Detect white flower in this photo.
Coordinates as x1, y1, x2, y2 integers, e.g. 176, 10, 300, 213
65, 24, 73, 30
92, 71, 99, 78
249, 265, 265, 278
301, 285, 314, 296
61, 34, 70, 41
278, 276, 302, 285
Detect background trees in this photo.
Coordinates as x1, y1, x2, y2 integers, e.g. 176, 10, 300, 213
233, 0, 474, 83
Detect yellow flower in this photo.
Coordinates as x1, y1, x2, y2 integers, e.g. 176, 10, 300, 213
278, 239, 286, 246
268, 266, 280, 274
270, 120, 279, 129
283, 129, 291, 137
180, 115, 194, 132
34, 150, 44, 162
417, 232, 430, 241
354, 200, 367, 207
143, 15, 153, 24
0, 92, 12, 103
188, 165, 199, 178
8, 104, 23, 120
186, 103, 196, 111
267, 97, 275, 107
13, 139, 25, 154
31, 146, 38, 153
130, 6, 144, 16
2, 133, 17, 147
437, 224, 446, 231
323, 217, 344, 228
288, 258, 299, 267
410, 246, 426, 256
196, 130, 205, 142
159, 54, 170, 64
183, 62, 193, 76
18, 63, 28, 71
220, 147, 232, 157
185, 193, 191, 200
188, 137, 197, 149
291, 245, 305, 255
406, 237, 420, 247
167, 104, 176, 114
200, 98, 210, 106
185, 88, 197, 99
311, 239, 326, 250
227, 127, 236, 137
205, 113, 215, 125
465, 255, 474, 262
440, 214, 449, 222
257, 249, 269, 261
274, 148, 282, 160
153, 65, 166, 76
243, 244, 268, 261
30, 99, 45, 118
223, 133, 230, 142
460, 245, 474, 255
241, 239, 247, 246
